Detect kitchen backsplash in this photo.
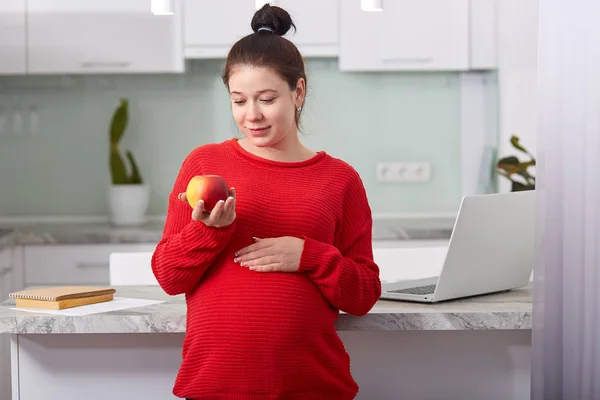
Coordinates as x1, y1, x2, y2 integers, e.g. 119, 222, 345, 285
0, 59, 490, 217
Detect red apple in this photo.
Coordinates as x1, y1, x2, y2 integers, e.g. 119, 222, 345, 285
186, 175, 229, 211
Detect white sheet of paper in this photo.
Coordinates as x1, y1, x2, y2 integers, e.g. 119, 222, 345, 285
10, 297, 165, 316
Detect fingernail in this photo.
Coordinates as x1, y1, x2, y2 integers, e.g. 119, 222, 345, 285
240, 262, 246, 267
252, 237, 260, 241
249, 267, 255, 271
233, 257, 239, 263
218, 200, 225, 204
234, 251, 239, 256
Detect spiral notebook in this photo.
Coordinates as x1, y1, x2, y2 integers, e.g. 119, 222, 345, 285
9, 286, 116, 310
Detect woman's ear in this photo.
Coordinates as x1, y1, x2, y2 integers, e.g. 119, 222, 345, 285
294, 78, 306, 108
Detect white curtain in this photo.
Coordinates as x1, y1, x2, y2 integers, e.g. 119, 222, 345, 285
531, 0, 600, 399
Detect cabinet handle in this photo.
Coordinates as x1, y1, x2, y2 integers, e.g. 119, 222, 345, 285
80, 62, 131, 68
381, 57, 433, 64
76, 262, 109, 269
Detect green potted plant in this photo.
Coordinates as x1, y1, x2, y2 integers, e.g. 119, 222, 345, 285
107, 98, 150, 226
496, 135, 535, 192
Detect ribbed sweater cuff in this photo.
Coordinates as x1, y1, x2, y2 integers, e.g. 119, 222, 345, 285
181, 219, 236, 251
298, 236, 337, 273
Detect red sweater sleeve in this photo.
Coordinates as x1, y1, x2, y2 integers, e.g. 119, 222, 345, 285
298, 172, 382, 316
151, 150, 236, 295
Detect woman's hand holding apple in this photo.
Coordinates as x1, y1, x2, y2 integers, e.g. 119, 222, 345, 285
178, 187, 236, 228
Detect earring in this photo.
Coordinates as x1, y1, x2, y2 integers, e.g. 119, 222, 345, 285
296, 106, 302, 111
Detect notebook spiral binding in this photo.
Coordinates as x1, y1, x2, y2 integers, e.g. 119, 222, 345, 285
9, 293, 56, 301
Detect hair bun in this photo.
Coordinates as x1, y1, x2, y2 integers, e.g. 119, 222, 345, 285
251, 3, 296, 36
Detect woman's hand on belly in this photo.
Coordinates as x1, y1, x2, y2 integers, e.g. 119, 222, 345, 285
233, 236, 304, 272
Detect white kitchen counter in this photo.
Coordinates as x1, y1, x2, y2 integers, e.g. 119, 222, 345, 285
0, 285, 532, 400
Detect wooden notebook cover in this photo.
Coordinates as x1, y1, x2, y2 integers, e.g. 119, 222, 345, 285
9, 286, 116, 302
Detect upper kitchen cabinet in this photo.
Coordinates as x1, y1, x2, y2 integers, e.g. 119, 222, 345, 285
0, 0, 26, 74
275, 0, 338, 57
339, 0, 496, 71
183, 0, 255, 58
26, 0, 185, 74
183, 0, 338, 58
469, 0, 497, 70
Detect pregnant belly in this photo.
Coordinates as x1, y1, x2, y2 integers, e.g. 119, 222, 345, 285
190, 259, 338, 340
182, 260, 348, 393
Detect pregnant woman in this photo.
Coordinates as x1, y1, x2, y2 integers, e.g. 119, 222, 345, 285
151, 4, 382, 399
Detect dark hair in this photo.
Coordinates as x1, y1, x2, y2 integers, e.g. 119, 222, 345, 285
222, 3, 307, 126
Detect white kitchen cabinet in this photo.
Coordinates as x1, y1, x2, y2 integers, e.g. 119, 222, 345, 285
26, 0, 185, 74
183, 0, 254, 58
0, 0, 26, 74
23, 243, 158, 286
0, 246, 13, 400
273, 0, 339, 57
183, 0, 338, 58
469, 0, 497, 69
339, 0, 472, 71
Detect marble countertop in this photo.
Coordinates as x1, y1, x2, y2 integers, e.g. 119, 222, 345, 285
0, 219, 453, 248
0, 221, 165, 246
0, 285, 532, 334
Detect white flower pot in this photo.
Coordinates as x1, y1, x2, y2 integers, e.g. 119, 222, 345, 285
107, 184, 150, 226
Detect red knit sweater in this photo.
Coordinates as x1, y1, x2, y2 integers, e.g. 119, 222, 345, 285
151, 138, 382, 400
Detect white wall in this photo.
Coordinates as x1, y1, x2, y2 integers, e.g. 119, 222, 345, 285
497, 0, 539, 192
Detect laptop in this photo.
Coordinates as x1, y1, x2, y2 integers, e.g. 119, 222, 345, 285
380, 190, 536, 303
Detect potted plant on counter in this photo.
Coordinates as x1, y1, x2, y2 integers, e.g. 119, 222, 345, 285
107, 98, 150, 226
496, 135, 536, 192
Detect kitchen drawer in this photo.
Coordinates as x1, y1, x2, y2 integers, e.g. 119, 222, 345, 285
24, 244, 157, 286
0, 247, 11, 398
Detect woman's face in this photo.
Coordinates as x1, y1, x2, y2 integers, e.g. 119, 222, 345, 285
228, 65, 304, 149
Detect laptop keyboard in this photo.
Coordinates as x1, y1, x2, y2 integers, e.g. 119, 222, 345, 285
389, 284, 437, 295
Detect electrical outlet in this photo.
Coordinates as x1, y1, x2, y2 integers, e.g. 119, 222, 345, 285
376, 162, 431, 182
